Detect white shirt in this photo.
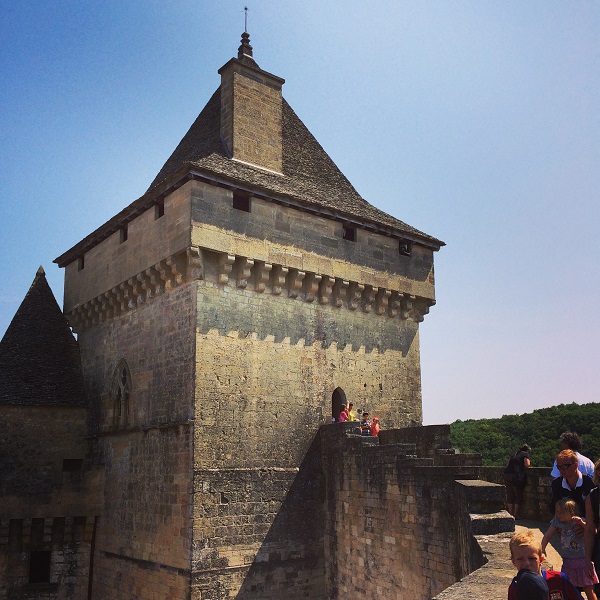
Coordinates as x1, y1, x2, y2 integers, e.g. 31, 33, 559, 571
551, 452, 595, 479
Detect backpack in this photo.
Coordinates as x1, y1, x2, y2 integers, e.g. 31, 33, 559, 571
506, 452, 526, 484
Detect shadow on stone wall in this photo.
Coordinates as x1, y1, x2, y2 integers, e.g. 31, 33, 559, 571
232, 432, 327, 599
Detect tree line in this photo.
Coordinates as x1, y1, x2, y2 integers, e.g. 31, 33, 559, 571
450, 402, 600, 468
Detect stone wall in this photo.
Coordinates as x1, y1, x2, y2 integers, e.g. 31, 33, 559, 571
76, 286, 196, 599
320, 424, 512, 600
479, 466, 554, 522
189, 271, 425, 598
0, 404, 102, 600
0, 516, 95, 600
62, 182, 192, 313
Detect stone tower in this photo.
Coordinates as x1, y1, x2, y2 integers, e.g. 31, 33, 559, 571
51, 34, 443, 599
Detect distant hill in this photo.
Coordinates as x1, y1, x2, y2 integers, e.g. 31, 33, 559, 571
450, 402, 600, 467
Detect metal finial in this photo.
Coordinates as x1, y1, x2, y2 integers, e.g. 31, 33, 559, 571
244, 6, 248, 33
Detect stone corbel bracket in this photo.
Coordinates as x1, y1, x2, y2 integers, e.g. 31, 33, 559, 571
66, 248, 435, 332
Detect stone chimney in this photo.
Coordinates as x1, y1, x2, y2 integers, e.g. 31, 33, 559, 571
218, 32, 285, 173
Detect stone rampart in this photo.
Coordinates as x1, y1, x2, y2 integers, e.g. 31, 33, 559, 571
321, 423, 513, 599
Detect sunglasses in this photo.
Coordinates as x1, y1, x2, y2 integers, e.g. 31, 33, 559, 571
558, 463, 574, 470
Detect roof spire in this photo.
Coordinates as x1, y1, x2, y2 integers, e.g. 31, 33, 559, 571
237, 30, 256, 66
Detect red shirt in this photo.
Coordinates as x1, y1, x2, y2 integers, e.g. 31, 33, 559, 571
508, 570, 584, 600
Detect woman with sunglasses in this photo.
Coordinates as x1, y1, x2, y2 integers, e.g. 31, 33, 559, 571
550, 449, 595, 529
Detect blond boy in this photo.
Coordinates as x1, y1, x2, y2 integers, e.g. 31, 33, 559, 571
509, 530, 583, 599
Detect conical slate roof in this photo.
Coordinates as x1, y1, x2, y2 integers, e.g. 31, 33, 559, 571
0, 267, 85, 405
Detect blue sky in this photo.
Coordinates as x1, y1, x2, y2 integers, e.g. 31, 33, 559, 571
1, 1, 598, 424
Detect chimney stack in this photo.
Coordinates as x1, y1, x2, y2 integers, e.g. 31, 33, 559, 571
218, 33, 285, 173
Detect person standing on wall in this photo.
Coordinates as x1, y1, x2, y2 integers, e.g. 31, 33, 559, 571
504, 444, 531, 520
346, 403, 356, 422
370, 417, 380, 437
551, 432, 595, 479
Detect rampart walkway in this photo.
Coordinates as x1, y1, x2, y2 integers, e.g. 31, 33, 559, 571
434, 520, 562, 600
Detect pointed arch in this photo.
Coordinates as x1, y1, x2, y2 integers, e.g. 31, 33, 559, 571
110, 359, 131, 429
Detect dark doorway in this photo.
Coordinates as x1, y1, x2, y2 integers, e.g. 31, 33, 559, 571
331, 388, 347, 421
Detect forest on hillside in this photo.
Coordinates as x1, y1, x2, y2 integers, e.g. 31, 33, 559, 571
450, 403, 600, 468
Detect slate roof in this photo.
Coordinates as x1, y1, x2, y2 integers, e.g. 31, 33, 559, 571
148, 88, 443, 246
55, 50, 443, 267
0, 267, 85, 405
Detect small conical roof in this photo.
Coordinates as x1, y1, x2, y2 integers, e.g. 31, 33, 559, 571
0, 267, 85, 405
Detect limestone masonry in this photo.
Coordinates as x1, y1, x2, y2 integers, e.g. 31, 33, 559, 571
0, 33, 516, 600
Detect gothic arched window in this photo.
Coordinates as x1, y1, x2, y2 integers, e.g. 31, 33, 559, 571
111, 359, 131, 428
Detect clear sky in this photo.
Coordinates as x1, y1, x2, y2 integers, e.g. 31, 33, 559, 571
1, 1, 598, 425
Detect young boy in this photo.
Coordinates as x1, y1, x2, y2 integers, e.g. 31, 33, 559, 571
509, 529, 584, 599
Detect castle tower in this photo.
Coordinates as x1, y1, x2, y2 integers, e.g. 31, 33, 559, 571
53, 33, 443, 599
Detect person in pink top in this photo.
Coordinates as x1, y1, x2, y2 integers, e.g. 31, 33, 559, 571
338, 405, 348, 422
370, 417, 380, 437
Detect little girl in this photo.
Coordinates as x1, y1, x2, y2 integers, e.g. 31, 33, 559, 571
542, 498, 598, 600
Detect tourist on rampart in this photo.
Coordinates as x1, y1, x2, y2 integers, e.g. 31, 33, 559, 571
338, 405, 348, 422
360, 412, 371, 436
542, 498, 598, 600
509, 529, 584, 600
370, 417, 380, 437
551, 432, 595, 479
550, 450, 595, 528
503, 444, 531, 519
346, 402, 356, 422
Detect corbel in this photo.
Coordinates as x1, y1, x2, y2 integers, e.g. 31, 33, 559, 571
375, 288, 391, 316
389, 291, 402, 318
287, 269, 306, 299
362, 286, 377, 313
236, 257, 254, 289
319, 276, 335, 305
187, 246, 204, 281
347, 281, 364, 311
270, 265, 289, 295
401, 294, 414, 321
218, 253, 235, 285
165, 257, 184, 287
254, 261, 273, 293
332, 279, 349, 308
304, 272, 322, 303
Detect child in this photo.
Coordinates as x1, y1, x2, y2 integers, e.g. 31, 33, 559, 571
509, 529, 584, 600
542, 499, 599, 600
360, 412, 371, 436
370, 416, 380, 437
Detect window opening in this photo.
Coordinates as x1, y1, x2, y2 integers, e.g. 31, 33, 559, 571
77, 256, 85, 271
155, 200, 165, 219
29, 550, 51, 584
342, 224, 356, 242
120, 225, 128, 243
233, 193, 251, 212
111, 359, 131, 428
63, 459, 83, 473
399, 239, 412, 256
